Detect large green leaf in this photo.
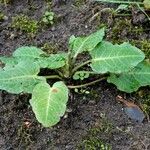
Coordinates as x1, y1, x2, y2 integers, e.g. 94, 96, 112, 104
0, 62, 46, 94
70, 28, 105, 58
90, 41, 145, 73
13, 46, 45, 60
0, 56, 18, 69
1, 46, 44, 69
12, 46, 47, 67
107, 61, 150, 93
30, 81, 68, 127
12, 46, 67, 69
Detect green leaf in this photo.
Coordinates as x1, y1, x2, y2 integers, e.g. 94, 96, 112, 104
45, 53, 68, 69
42, 18, 48, 23
45, 11, 51, 16
13, 46, 45, 60
30, 81, 68, 127
71, 28, 105, 58
107, 61, 150, 93
69, 35, 76, 50
143, 0, 150, 10
73, 71, 90, 80
0, 62, 46, 94
90, 41, 145, 73
36, 53, 67, 69
115, 4, 129, 12
0, 57, 18, 69
13, 46, 67, 69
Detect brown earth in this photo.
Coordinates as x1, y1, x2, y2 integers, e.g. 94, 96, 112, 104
0, 0, 150, 150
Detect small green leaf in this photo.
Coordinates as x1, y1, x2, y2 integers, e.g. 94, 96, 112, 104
42, 18, 48, 23
30, 81, 68, 127
73, 71, 90, 80
0, 61, 45, 94
71, 28, 105, 58
107, 61, 150, 93
45, 11, 51, 16
90, 41, 145, 73
115, 4, 129, 12
48, 15, 54, 20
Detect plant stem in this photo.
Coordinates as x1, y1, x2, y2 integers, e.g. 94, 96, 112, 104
74, 71, 99, 74
55, 70, 64, 77
71, 60, 91, 74
43, 75, 62, 80
67, 77, 106, 89
115, 14, 132, 17
63, 52, 72, 78
95, 0, 143, 5
136, 3, 150, 21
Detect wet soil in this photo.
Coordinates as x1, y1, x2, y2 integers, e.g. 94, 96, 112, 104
0, 0, 150, 150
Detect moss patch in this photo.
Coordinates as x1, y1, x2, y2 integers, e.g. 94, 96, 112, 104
137, 88, 150, 116
0, 0, 11, 4
0, 11, 5, 21
107, 18, 149, 58
41, 42, 59, 54
77, 114, 112, 150
109, 18, 144, 43
74, 0, 86, 7
130, 39, 150, 58
17, 122, 33, 147
11, 14, 38, 35
78, 137, 112, 150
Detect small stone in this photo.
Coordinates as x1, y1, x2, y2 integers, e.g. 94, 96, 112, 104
9, 33, 16, 39
85, 25, 88, 28
4, 16, 8, 21
51, 26, 56, 31
66, 108, 72, 113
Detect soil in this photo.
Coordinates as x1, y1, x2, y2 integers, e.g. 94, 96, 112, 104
0, 0, 150, 150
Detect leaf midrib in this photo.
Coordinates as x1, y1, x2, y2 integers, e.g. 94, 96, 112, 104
74, 36, 90, 58
45, 87, 52, 124
0, 75, 38, 81
128, 72, 150, 75
92, 55, 143, 61
15, 54, 41, 58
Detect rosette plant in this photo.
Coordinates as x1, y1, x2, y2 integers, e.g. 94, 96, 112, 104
0, 28, 149, 127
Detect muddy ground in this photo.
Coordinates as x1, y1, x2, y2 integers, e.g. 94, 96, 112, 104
0, 0, 150, 150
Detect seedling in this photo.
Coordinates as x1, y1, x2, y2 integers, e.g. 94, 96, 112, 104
0, 28, 150, 127
95, 0, 150, 20
42, 11, 55, 25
